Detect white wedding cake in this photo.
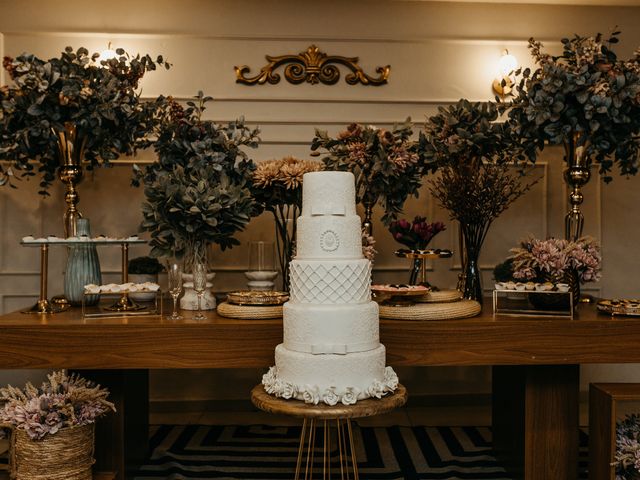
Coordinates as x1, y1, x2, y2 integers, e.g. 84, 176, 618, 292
262, 171, 398, 405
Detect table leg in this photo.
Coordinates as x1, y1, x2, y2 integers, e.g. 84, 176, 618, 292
76, 370, 149, 480
492, 365, 579, 480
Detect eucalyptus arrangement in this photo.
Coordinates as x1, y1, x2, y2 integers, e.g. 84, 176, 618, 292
311, 119, 422, 229
250, 156, 323, 289
505, 31, 640, 178
0, 371, 115, 440
421, 99, 536, 303
136, 92, 260, 263
503, 31, 640, 239
615, 414, 640, 480
0, 46, 170, 193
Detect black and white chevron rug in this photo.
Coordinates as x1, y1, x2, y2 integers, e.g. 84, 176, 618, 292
134, 425, 589, 480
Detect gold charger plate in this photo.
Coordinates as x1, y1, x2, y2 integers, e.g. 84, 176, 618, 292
226, 290, 289, 306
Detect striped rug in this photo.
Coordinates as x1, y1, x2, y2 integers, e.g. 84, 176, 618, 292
134, 425, 589, 479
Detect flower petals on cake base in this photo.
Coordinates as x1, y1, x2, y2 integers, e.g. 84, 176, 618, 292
262, 364, 399, 405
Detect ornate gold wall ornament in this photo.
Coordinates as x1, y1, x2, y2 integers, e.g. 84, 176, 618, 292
234, 45, 390, 86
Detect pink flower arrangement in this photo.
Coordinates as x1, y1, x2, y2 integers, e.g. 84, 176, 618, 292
388, 216, 446, 250
510, 236, 601, 283
0, 371, 115, 440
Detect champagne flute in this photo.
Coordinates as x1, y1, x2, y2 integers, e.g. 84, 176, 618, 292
166, 262, 183, 320
193, 262, 207, 321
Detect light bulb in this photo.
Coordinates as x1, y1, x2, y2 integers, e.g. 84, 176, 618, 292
497, 52, 518, 78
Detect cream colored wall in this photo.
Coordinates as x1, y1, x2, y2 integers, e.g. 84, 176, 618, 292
0, 0, 639, 400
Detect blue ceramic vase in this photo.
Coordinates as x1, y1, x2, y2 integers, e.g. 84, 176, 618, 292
64, 218, 101, 306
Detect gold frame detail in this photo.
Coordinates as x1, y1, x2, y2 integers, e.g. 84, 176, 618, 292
235, 45, 390, 86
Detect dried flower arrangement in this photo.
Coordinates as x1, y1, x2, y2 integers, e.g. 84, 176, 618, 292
134, 92, 260, 262
0, 371, 115, 440
421, 99, 536, 302
388, 216, 446, 251
0, 46, 170, 193
250, 156, 323, 289
311, 119, 422, 224
503, 31, 640, 182
615, 414, 640, 479
509, 236, 602, 284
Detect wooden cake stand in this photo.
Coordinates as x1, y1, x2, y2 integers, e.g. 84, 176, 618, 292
251, 383, 407, 480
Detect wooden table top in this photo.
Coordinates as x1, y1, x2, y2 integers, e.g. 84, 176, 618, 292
0, 304, 637, 369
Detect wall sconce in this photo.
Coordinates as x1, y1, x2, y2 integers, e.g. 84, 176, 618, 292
492, 50, 518, 96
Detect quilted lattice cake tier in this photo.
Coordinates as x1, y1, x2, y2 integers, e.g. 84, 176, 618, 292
289, 259, 372, 304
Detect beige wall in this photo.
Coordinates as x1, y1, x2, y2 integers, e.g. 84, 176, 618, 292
1, 0, 639, 400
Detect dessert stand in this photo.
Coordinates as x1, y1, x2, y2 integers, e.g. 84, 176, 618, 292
20, 238, 147, 314
251, 384, 407, 480
395, 248, 453, 287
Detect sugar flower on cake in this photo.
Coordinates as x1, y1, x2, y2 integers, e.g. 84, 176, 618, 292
341, 387, 360, 405
367, 380, 386, 400
384, 367, 399, 392
262, 367, 279, 395
301, 385, 321, 405
280, 382, 298, 400
322, 387, 340, 406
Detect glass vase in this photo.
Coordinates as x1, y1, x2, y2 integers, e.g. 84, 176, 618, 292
460, 222, 485, 307
64, 218, 101, 306
273, 207, 297, 292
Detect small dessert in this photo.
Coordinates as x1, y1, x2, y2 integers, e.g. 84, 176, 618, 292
35, 237, 47, 243
525, 282, 536, 291
515, 282, 526, 291
84, 284, 100, 294
541, 282, 554, 291
494, 282, 504, 290
556, 283, 570, 293
21, 235, 35, 242
504, 281, 517, 290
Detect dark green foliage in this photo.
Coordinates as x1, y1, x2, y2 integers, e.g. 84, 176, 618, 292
0, 46, 170, 193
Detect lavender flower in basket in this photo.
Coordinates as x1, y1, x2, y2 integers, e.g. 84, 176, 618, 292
0, 370, 115, 440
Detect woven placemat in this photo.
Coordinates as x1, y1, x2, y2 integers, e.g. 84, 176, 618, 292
415, 289, 463, 304
380, 299, 481, 320
217, 301, 283, 320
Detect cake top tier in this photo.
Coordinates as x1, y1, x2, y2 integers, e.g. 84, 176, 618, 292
301, 171, 357, 217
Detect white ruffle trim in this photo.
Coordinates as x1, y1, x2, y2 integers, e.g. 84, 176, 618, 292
261, 366, 399, 405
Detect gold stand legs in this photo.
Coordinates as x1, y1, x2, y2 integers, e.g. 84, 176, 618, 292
105, 242, 143, 312
295, 418, 359, 480
22, 244, 69, 314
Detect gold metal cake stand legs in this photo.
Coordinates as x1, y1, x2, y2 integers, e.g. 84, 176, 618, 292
22, 244, 69, 314
105, 242, 144, 312
295, 418, 359, 480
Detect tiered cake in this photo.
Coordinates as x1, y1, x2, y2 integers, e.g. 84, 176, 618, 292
262, 171, 398, 405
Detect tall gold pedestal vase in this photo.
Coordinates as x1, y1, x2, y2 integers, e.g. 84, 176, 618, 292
55, 122, 86, 238
563, 132, 591, 242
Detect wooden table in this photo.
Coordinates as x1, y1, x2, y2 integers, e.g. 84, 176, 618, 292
0, 305, 636, 480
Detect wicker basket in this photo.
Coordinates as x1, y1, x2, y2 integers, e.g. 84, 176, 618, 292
11, 424, 94, 480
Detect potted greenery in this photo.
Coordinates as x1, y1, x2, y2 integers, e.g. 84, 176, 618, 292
311, 119, 423, 232
0, 371, 115, 480
0, 46, 170, 236
420, 99, 537, 304
128, 256, 164, 302
135, 92, 260, 309
503, 31, 640, 240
